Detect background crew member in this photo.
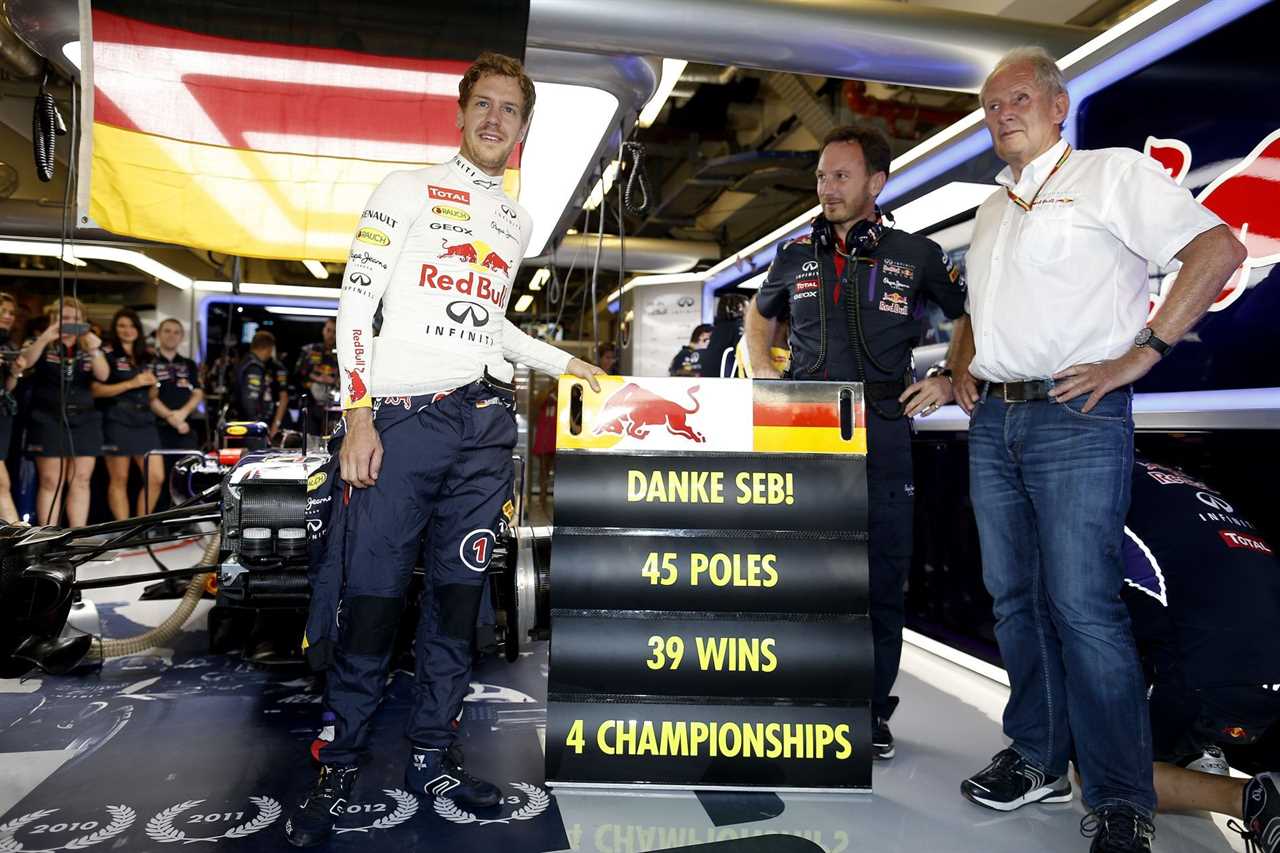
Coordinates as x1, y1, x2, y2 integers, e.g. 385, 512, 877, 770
950, 47, 1246, 853
92, 308, 164, 518
286, 51, 604, 847
596, 342, 618, 375
1119, 458, 1279, 850
150, 318, 204, 452
745, 124, 968, 760
701, 293, 748, 377
233, 331, 288, 439
0, 293, 20, 521
668, 323, 711, 376
19, 297, 109, 527
292, 317, 339, 436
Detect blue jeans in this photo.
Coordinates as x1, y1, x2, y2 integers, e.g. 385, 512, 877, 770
969, 385, 1154, 817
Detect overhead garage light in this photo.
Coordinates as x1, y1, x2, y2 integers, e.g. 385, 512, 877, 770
528, 268, 550, 291
582, 160, 620, 212
0, 238, 199, 289
194, 280, 339, 298
638, 59, 689, 128
0, 238, 87, 267
522, 82, 619, 257
302, 260, 330, 280
264, 305, 337, 317
513, 294, 534, 313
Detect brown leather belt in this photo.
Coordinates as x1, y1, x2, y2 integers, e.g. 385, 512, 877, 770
985, 380, 1053, 402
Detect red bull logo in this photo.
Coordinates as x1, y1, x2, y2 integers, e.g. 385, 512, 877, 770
1145, 128, 1280, 314
345, 368, 367, 403
439, 240, 478, 264
481, 251, 511, 275
1223, 726, 1248, 740
418, 264, 508, 307
593, 383, 706, 443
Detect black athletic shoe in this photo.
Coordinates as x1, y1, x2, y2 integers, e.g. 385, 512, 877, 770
405, 744, 502, 808
960, 748, 1073, 811
1079, 806, 1154, 853
872, 717, 895, 760
1233, 771, 1280, 853
284, 764, 358, 848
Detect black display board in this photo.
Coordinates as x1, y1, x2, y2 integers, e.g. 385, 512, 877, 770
545, 378, 870, 791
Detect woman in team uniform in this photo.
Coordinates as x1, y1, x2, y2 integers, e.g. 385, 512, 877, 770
20, 297, 109, 526
92, 308, 164, 518
0, 293, 21, 521
150, 318, 204, 452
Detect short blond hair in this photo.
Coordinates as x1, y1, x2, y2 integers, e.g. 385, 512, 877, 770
45, 296, 87, 321
982, 46, 1068, 100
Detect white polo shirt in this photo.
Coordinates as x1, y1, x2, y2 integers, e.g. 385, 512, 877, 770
965, 137, 1223, 383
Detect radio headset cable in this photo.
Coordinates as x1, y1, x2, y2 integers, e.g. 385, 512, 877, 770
34, 64, 67, 183
616, 136, 650, 363
43, 72, 80, 525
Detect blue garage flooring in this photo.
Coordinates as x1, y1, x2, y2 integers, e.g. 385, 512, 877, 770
0, 541, 1246, 852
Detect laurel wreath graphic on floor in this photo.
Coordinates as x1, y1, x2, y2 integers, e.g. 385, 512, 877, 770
333, 789, 418, 834
432, 782, 549, 826
0, 806, 135, 852
145, 797, 281, 844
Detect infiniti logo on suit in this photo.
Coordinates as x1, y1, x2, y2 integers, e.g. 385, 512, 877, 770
447, 301, 490, 327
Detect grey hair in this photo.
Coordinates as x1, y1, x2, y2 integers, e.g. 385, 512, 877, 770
982, 46, 1067, 100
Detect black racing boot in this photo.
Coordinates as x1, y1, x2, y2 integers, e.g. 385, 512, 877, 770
405, 744, 501, 808
1079, 806, 1154, 853
284, 764, 358, 847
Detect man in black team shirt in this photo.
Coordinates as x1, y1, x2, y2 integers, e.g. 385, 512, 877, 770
1121, 457, 1279, 851
744, 123, 968, 760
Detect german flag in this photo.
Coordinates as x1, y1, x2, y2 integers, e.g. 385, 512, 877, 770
82, 1, 528, 261
752, 383, 866, 454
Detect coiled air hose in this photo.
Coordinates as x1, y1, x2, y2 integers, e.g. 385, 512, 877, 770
90, 533, 220, 659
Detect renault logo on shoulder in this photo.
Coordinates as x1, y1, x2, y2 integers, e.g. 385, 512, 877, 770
348, 272, 371, 286
447, 301, 490, 327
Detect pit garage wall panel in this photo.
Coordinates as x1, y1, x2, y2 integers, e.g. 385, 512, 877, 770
545, 376, 871, 790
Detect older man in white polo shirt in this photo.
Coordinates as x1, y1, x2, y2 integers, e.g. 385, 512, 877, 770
947, 47, 1246, 853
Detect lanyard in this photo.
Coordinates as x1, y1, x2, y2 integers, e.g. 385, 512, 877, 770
1005, 144, 1072, 212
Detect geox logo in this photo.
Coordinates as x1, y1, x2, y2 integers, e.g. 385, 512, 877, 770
427, 775, 460, 796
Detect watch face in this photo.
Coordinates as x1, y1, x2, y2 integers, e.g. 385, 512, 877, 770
1135, 328, 1153, 346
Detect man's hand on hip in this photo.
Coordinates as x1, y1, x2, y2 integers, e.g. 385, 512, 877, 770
340, 408, 383, 488
1051, 347, 1160, 413
900, 375, 954, 418
566, 358, 606, 393
752, 361, 783, 380
953, 370, 981, 414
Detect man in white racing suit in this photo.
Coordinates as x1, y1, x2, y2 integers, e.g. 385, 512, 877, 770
286, 51, 602, 848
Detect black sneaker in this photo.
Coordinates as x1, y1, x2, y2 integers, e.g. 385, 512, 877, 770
405, 744, 501, 808
1233, 771, 1280, 853
873, 717, 895, 760
1079, 806, 1154, 853
284, 764, 358, 847
960, 748, 1072, 811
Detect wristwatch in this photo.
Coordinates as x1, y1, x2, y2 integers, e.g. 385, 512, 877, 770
1134, 327, 1172, 357
925, 365, 953, 381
